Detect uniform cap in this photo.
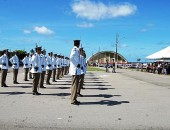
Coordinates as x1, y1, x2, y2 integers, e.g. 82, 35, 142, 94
74, 40, 80, 46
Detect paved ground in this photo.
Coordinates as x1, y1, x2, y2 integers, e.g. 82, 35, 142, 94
0, 68, 170, 130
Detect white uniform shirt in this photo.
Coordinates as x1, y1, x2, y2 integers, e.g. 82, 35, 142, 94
69, 46, 81, 75
30, 53, 42, 73
46, 56, 53, 70
29, 56, 32, 68
22, 56, 31, 68
80, 55, 85, 75
0, 54, 9, 70
52, 57, 57, 69
56, 57, 61, 68
9, 55, 19, 69
40, 54, 47, 71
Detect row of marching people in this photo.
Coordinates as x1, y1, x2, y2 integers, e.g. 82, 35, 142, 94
22, 50, 70, 87
0, 39, 87, 105
0, 47, 70, 95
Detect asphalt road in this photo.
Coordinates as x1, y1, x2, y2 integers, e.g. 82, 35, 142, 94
0, 68, 170, 130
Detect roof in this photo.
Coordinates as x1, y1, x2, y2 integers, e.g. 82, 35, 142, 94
146, 46, 170, 60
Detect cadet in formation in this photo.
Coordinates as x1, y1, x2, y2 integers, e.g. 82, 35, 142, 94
30, 46, 42, 95
69, 40, 81, 105
9, 51, 19, 84
0, 49, 9, 87
22, 53, 31, 81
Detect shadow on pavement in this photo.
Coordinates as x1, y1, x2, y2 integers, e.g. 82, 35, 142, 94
84, 84, 112, 87
10, 86, 32, 88
0, 92, 25, 95
84, 87, 115, 90
83, 94, 120, 98
84, 81, 109, 83
80, 100, 130, 106
41, 92, 71, 96
46, 87, 70, 89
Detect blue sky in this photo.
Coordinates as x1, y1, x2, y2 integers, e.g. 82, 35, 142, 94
0, 0, 170, 62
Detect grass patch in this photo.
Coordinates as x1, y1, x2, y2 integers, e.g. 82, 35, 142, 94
87, 66, 105, 71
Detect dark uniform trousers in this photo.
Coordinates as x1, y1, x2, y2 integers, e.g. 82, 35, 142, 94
32, 73, 40, 93
1, 69, 7, 86
71, 75, 80, 103
77, 74, 84, 94
52, 69, 56, 81
64, 66, 69, 75
29, 67, 33, 79
46, 70, 52, 84
56, 68, 61, 79
39, 71, 46, 88
24, 68, 29, 81
13, 69, 18, 82
61, 67, 64, 76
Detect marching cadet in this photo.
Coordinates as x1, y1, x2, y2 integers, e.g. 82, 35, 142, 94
30, 46, 42, 95
77, 48, 85, 97
64, 57, 69, 75
52, 54, 57, 82
39, 49, 47, 88
9, 51, 19, 84
60, 56, 64, 77
29, 54, 33, 79
69, 40, 81, 105
56, 55, 61, 80
22, 53, 30, 81
0, 49, 9, 87
82, 50, 87, 89
46, 52, 53, 85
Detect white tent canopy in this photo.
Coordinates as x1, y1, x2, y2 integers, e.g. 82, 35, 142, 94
146, 46, 170, 60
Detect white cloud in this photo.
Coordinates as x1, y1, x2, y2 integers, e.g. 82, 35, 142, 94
77, 22, 94, 28
24, 30, 31, 34
34, 26, 54, 35
72, 0, 137, 20
140, 28, 147, 32
120, 44, 128, 48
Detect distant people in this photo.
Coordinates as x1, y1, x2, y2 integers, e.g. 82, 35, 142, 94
106, 59, 109, 72
56, 55, 61, 80
112, 59, 116, 73
141, 63, 143, 72
30, 46, 42, 95
29, 54, 33, 79
46, 52, 53, 85
39, 49, 47, 88
0, 49, 9, 87
157, 63, 162, 74
69, 40, 81, 105
22, 53, 30, 81
9, 51, 19, 84
52, 54, 57, 82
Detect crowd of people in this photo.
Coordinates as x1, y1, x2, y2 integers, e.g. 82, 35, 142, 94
0, 40, 87, 105
142, 62, 170, 75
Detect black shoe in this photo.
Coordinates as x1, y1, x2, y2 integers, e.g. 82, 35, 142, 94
78, 94, 83, 97
40, 86, 46, 88
81, 87, 85, 89
52, 80, 57, 82
3, 85, 9, 87
46, 82, 51, 85
33, 92, 41, 95
71, 101, 80, 105
14, 82, 19, 84
36, 92, 41, 95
